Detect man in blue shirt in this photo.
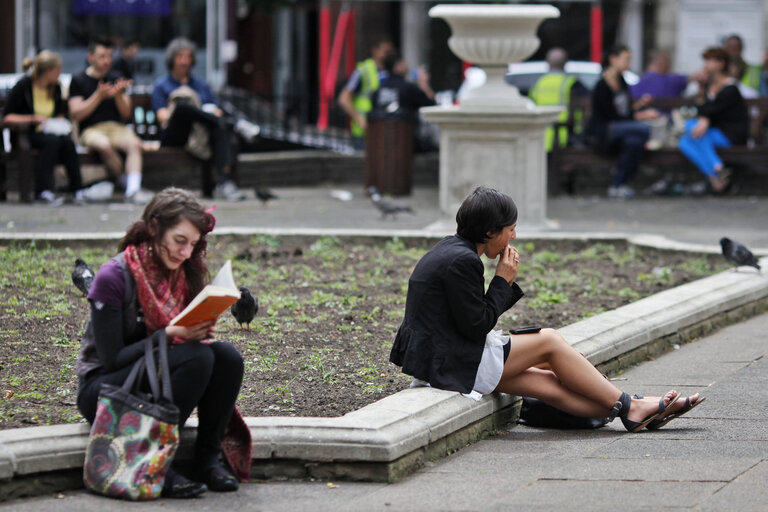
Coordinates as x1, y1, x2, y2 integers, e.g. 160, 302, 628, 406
151, 37, 244, 201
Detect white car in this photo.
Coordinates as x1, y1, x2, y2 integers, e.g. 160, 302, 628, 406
456, 61, 640, 102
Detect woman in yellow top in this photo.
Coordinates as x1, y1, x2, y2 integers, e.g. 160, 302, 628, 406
2, 50, 85, 205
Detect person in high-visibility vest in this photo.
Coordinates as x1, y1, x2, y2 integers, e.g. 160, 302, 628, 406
724, 34, 761, 95
528, 48, 586, 152
338, 38, 393, 150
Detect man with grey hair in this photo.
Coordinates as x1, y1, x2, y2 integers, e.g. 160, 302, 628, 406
151, 37, 245, 201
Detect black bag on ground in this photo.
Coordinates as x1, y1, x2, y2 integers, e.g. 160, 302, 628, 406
518, 397, 609, 429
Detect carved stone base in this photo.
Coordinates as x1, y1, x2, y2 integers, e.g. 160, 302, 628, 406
421, 105, 562, 229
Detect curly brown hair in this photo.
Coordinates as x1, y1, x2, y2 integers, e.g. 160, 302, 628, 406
118, 187, 212, 297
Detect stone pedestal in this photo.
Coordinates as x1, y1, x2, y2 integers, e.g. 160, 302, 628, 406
421, 105, 562, 229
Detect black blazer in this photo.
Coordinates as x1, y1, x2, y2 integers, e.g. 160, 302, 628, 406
390, 235, 524, 393
697, 83, 747, 145
2, 75, 69, 135
586, 76, 633, 151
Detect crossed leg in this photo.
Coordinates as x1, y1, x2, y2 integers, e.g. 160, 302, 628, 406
495, 328, 698, 425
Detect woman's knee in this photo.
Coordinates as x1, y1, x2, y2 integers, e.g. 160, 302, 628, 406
169, 341, 216, 376
539, 328, 568, 352
211, 342, 244, 377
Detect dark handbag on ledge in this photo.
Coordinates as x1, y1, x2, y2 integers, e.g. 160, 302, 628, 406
518, 397, 609, 430
83, 330, 180, 500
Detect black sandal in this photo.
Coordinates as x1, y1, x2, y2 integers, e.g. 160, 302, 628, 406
646, 396, 706, 430
608, 392, 680, 433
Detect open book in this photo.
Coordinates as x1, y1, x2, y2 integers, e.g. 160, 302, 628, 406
169, 260, 241, 327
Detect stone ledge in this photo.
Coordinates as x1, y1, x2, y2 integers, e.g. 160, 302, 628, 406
0, 251, 765, 499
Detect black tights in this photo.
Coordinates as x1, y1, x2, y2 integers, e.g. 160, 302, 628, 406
162, 103, 234, 182
77, 341, 244, 463
29, 132, 83, 196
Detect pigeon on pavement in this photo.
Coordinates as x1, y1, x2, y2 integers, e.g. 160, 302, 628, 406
231, 286, 258, 329
367, 186, 414, 219
720, 237, 761, 271
72, 258, 95, 296
255, 187, 278, 205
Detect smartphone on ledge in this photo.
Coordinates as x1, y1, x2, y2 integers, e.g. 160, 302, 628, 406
509, 326, 542, 335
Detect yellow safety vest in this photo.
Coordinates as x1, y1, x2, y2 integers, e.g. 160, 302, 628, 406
741, 63, 762, 91
351, 58, 380, 137
528, 72, 578, 152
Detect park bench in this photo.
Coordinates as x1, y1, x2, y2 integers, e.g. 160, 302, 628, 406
548, 95, 768, 195
0, 94, 215, 203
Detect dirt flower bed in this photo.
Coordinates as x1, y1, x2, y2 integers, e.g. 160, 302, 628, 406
0, 236, 726, 430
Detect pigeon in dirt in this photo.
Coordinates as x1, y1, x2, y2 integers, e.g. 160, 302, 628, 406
72, 258, 95, 296
366, 186, 414, 219
231, 286, 258, 329
720, 237, 761, 271
254, 187, 278, 205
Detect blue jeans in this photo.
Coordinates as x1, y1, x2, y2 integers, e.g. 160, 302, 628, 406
606, 120, 650, 187
678, 119, 731, 178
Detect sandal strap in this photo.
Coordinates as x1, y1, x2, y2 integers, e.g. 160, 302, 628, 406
608, 392, 630, 422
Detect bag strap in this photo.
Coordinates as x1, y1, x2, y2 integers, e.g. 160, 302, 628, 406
143, 330, 174, 403
121, 355, 146, 394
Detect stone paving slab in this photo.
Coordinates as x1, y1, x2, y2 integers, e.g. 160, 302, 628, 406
490, 480, 723, 511
698, 460, 768, 512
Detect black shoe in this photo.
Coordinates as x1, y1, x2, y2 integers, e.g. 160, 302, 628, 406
162, 468, 207, 499
199, 462, 239, 492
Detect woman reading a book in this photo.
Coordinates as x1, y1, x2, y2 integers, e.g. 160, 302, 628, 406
390, 186, 703, 432
76, 187, 248, 499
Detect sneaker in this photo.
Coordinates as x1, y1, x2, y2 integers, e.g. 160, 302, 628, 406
234, 118, 260, 143
73, 189, 88, 206
82, 181, 115, 202
607, 185, 635, 200
37, 190, 64, 207
214, 180, 246, 202
126, 188, 155, 205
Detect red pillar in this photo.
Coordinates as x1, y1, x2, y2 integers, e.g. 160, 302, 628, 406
318, 1, 331, 130
590, 2, 603, 64
345, 8, 356, 76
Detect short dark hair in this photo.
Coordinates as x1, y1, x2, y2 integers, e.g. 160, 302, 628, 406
88, 37, 112, 54
456, 186, 518, 244
383, 50, 402, 74
602, 44, 629, 69
702, 46, 729, 66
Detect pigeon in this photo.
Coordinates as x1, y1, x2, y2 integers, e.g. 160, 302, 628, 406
720, 237, 761, 271
254, 187, 278, 205
366, 186, 414, 219
72, 258, 95, 296
231, 286, 258, 329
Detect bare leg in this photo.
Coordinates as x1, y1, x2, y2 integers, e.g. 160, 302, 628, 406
496, 328, 685, 423
88, 133, 123, 179
118, 134, 143, 176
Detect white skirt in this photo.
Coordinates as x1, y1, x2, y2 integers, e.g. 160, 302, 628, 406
410, 329, 510, 401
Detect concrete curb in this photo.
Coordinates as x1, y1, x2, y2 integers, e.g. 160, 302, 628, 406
0, 237, 766, 499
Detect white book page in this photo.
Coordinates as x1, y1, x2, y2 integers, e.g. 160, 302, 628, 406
211, 260, 236, 290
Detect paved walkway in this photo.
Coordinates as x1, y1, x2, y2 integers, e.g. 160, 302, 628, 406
1, 187, 767, 250
7, 312, 768, 511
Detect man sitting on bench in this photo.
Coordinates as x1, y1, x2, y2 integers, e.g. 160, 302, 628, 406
68, 38, 153, 204
151, 37, 245, 202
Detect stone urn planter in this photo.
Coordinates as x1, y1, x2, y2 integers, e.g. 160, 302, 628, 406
429, 3, 560, 108
421, 4, 562, 229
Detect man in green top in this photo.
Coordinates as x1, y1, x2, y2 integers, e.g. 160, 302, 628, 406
338, 38, 393, 150
724, 34, 762, 93
528, 47, 586, 151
